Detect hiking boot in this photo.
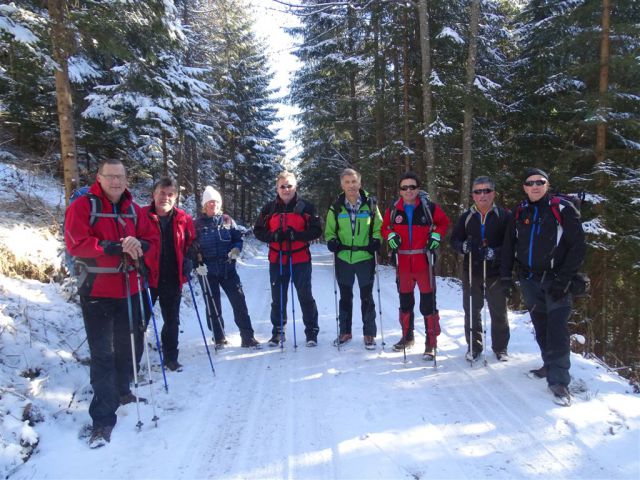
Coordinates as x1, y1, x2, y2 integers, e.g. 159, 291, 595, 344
119, 392, 147, 406
495, 351, 509, 362
465, 350, 480, 362
364, 336, 376, 350
165, 360, 183, 371
423, 345, 435, 361
549, 384, 571, 406
529, 365, 547, 378
88, 425, 113, 449
306, 338, 318, 347
214, 338, 229, 350
268, 332, 285, 347
241, 337, 262, 348
333, 333, 352, 346
393, 336, 415, 351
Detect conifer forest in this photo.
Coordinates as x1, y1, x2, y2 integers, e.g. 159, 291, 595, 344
0, 0, 638, 381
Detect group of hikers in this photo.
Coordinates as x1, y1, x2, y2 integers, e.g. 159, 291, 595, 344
64, 159, 585, 448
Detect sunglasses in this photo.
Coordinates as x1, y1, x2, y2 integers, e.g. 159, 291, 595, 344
472, 188, 494, 195
399, 185, 418, 191
278, 184, 295, 190
523, 180, 547, 187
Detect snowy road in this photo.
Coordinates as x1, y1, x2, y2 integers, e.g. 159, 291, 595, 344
12, 244, 640, 479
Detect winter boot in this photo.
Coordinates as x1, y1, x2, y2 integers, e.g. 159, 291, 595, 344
549, 384, 571, 406
88, 425, 113, 449
423, 345, 435, 361
165, 360, 183, 371
333, 333, 352, 347
364, 335, 376, 350
268, 331, 285, 347
529, 365, 547, 379
394, 311, 414, 351
241, 337, 262, 349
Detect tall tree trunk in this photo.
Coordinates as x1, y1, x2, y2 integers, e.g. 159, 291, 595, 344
347, 5, 360, 167
596, 0, 610, 163
176, 131, 185, 204
48, 0, 78, 205
459, 0, 480, 211
162, 132, 168, 176
417, 0, 436, 201
402, 8, 411, 172
373, 2, 385, 204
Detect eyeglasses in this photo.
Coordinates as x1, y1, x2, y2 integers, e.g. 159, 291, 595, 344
100, 174, 126, 182
472, 188, 494, 195
523, 180, 547, 187
399, 185, 418, 191
278, 184, 295, 190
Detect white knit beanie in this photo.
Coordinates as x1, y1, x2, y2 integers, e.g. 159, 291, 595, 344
202, 186, 222, 207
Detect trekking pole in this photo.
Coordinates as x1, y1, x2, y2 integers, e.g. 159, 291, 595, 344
186, 275, 216, 377
201, 273, 227, 348
332, 253, 341, 351
427, 250, 437, 368
288, 239, 298, 349
374, 252, 385, 350
122, 254, 143, 430
278, 245, 285, 351
140, 279, 169, 394
135, 269, 159, 426
481, 239, 489, 367
468, 236, 474, 367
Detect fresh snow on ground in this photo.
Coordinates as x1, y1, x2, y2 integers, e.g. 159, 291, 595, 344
0, 165, 639, 479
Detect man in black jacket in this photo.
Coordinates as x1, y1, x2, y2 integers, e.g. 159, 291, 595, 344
451, 176, 510, 362
501, 168, 586, 405
253, 171, 322, 347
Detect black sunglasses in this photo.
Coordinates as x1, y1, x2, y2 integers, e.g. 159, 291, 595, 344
524, 180, 547, 187
278, 184, 295, 190
399, 185, 418, 191
472, 188, 494, 195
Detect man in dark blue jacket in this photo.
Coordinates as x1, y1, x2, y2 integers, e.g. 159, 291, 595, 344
501, 168, 586, 405
194, 186, 259, 349
450, 176, 510, 362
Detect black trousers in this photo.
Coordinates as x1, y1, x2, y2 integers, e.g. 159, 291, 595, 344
462, 273, 509, 354
81, 295, 141, 428
336, 257, 376, 337
520, 276, 572, 387
199, 269, 254, 342
269, 261, 319, 341
147, 282, 182, 363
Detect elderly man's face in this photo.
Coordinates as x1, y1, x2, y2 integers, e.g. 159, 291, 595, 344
523, 175, 549, 203
97, 163, 127, 203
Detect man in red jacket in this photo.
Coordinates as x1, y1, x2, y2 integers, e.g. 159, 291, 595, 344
141, 177, 195, 371
381, 172, 450, 360
65, 159, 159, 448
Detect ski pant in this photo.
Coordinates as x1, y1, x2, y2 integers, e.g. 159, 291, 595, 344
336, 257, 376, 337
398, 292, 435, 339
462, 273, 509, 354
519, 275, 572, 387
199, 269, 255, 343
80, 295, 142, 428
140, 281, 182, 364
269, 260, 319, 341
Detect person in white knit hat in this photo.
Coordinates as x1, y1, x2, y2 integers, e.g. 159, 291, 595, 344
193, 186, 260, 349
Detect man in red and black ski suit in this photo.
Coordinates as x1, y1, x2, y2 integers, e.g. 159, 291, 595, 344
141, 176, 195, 371
64, 159, 159, 447
253, 171, 322, 347
381, 172, 450, 358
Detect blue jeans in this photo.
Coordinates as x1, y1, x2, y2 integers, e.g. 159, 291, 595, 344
81, 295, 141, 428
519, 276, 572, 387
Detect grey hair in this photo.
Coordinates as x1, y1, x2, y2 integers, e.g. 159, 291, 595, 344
472, 175, 495, 190
340, 168, 361, 181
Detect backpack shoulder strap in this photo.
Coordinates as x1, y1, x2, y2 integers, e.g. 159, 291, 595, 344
86, 193, 101, 227
293, 199, 306, 215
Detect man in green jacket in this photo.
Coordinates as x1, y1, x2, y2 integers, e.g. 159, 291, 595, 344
325, 168, 383, 349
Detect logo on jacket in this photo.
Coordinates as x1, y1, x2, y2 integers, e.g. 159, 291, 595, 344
394, 215, 403, 224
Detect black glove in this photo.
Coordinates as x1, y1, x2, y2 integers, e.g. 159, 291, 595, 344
480, 246, 495, 261
367, 238, 381, 254
100, 240, 123, 256
327, 238, 342, 253
285, 227, 297, 242
182, 257, 193, 276
501, 278, 514, 299
549, 280, 569, 302
272, 229, 285, 243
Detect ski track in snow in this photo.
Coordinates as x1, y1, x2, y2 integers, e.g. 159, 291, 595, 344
9, 245, 640, 480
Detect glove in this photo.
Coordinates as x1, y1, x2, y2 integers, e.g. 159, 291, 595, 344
501, 278, 514, 299
462, 239, 472, 254
228, 247, 241, 260
549, 280, 569, 302
195, 263, 208, 276
387, 232, 401, 251
427, 232, 441, 250
182, 257, 193, 275
480, 247, 495, 261
285, 227, 297, 242
100, 240, 123, 256
327, 238, 342, 253
367, 238, 381, 254
273, 228, 296, 243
